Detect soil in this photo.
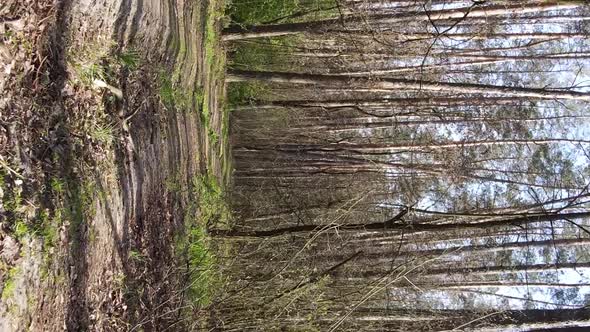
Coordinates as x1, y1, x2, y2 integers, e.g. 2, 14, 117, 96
0, 0, 227, 330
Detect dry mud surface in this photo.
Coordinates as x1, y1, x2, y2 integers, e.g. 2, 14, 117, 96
0, 0, 226, 330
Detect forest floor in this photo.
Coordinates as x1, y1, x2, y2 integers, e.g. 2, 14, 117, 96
0, 0, 230, 330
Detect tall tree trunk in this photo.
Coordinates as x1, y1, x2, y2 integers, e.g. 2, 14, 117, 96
226, 70, 590, 101
210, 211, 590, 238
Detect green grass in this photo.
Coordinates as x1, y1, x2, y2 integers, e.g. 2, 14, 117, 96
195, 86, 205, 107
158, 72, 206, 114
90, 123, 115, 145
41, 175, 95, 279
128, 250, 145, 263
0, 170, 31, 242
230, 36, 298, 71
66, 179, 96, 233
1, 266, 20, 300
200, 89, 211, 128
14, 220, 29, 240
2, 171, 22, 216
43, 178, 67, 252
178, 222, 216, 306
227, 37, 296, 105
50, 177, 65, 194
70, 43, 141, 87
0, 161, 90, 284
38, 211, 57, 244
228, 0, 301, 25
164, 172, 183, 193
77, 62, 108, 86
118, 50, 140, 70
227, 81, 269, 105
228, 0, 338, 25
194, 173, 232, 229
159, 74, 192, 111
177, 172, 231, 307
159, 74, 175, 107
1, 170, 68, 249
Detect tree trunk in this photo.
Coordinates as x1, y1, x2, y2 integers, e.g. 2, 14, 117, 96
226, 70, 590, 101
210, 211, 590, 238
